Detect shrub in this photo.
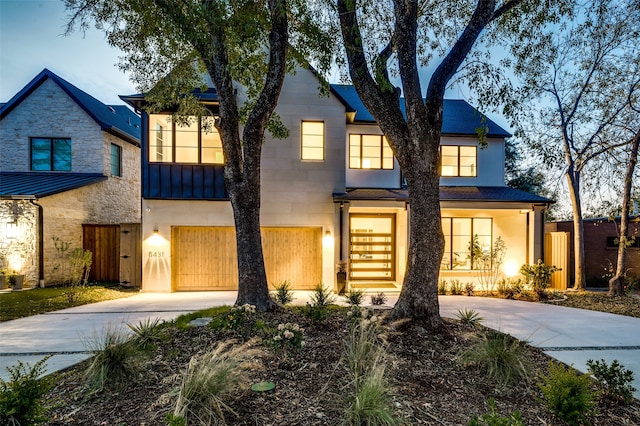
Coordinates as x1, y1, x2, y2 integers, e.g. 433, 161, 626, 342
214, 304, 257, 333
450, 279, 463, 295
310, 283, 336, 307
456, 308, 483, 327
302, 303, 329, 324
461, 330, 530, 391
370, 292, 387, 306
272, 322, 305, 351
0, 356, 55, 426
173, 341, 262, 425
586, 358, 636, 404
83, 325, 140, 392
520, 260, 559, 291
344, 315, 386, 382
438, 279, 448, 295
128, 317, 165, 350
344, 289, 365, 307
468, 398, 524, 426
464, 282, 475, 296
538, 362, 596, 425
343, 363, 398, 426
271, 280, 295, 305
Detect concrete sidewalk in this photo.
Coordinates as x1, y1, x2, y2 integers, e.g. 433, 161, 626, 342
1, 293, 639, 397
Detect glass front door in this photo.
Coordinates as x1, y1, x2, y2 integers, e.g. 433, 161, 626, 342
349, 214, 395, 281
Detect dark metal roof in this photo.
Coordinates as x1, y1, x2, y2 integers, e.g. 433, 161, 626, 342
0, 69, 141, 145
333, 186, 552, 204
0, 172, 107, 199
330, 84, 511, 138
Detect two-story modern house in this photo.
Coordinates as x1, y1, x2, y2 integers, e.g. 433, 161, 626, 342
0, 69, 141, 288
122, 67, 551, 293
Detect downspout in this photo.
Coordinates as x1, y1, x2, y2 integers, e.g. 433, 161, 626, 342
29, 199, 45, 288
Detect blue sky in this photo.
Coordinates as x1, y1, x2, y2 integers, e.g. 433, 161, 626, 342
0, 0, 135, 105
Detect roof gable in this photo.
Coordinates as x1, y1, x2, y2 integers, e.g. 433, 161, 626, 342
0, 69, 141, 145
330, 84, 510, 138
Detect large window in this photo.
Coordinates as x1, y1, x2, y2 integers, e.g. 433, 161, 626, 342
31, 138, 71, 171
110, 143, 122, 177
441, 217, 492, 270
441, 145, 477, 177
349, 134, 394, 169
148, 115, 224, 164
301, 121, 324, 160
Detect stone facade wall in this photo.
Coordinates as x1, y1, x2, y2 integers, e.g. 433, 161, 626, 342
0, 78, 104, 172
0, 200, 38, 287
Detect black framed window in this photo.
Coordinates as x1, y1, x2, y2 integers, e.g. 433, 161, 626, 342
148, 115, 224, 164
441, 217, 492, 270
31, 138, 71, 171
440, 145, 477, 177
110, 143, 122, 177
349, 134, 394, 169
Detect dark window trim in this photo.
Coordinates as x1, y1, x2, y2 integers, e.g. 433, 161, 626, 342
149, 115, 223, 165
440, 145, 477, 177
348, 133, 394, 170
30, 137, 72, 171
441, 217, 493, 270
110, 143, 123, 177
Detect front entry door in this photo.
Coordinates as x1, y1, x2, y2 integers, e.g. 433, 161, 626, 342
349, 214, 395, 281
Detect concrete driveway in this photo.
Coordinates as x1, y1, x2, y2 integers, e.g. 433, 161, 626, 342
1, 292, 639, 397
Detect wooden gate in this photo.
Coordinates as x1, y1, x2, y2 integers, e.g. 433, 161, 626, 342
83, 224, 120, 282
120, 223, 141, 287
545, 232, 570, 290
172, 226, 322, 291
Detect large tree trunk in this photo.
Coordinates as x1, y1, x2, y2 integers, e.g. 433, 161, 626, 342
609, 130, 640, 296
566, 167, 586, 290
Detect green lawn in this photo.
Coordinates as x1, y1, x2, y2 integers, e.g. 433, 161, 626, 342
0, 284, 139, 322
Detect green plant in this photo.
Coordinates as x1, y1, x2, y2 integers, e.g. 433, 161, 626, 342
128, 317, 165, 350
271, 280, 295, 305
461, 330, 530, 391
438, 279, 448, 295
370, 292, 387, 306
310, 283, 336, 307
220, 304, 257, 332
468, 398, 523, 426
173, 341, 262, 425
469, 236, 507, 294
302, 302, 329, 324
343, 362, 398, 426
272, 322, 305, 351
456, 308, 484, 327
344, 315, 386, 382
538, 362, 596, 425
586, 358, 636, 404
464, 282, 475, 296
165, 413, 186, 426
64, 247, 92, 302
0, 356, 55, 426
450, 279, 463, 295
344, 289, 365, 307
83, 325, 140, 392
520, 260, 560, 291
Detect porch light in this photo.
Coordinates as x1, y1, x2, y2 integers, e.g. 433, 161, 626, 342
323, 230, 334, 248
148, 228, 164, 246
5, 220, 21, 240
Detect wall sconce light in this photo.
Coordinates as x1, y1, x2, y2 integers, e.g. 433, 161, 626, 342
5, 220, 20, 240
153, 228, 159, 234
323, 230, 334, 248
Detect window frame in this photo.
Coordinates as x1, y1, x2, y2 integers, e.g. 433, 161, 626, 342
110, 143, 123, 177
301, 120, 325, 161
148, 115, 224, 165
30, 137, 72, 171
349, 134, 394, 170
440, 145, 477, 177
441, 217, 493, 270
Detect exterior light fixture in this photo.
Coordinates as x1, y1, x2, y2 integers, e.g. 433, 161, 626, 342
323, 230, 334, 248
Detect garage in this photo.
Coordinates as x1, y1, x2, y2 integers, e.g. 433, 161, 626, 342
172, 226, 322, 291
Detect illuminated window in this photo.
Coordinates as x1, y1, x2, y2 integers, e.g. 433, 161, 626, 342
441, 217, 492, 270
148, 114, 223, 164
441, 145, 477, 177
301, 121, 324, 160
349, 134, 394, 169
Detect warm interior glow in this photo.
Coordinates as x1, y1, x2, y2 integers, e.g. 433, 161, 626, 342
323, 231, 334, 248
503, 260, 520, 277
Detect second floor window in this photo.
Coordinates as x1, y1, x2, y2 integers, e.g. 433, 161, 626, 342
31, 138, 71, 171
110, 143, 122, 177
301, 121, 324, 160
441, 145, 477, 177
349, 134, 394, 169
148, 114, 224, 164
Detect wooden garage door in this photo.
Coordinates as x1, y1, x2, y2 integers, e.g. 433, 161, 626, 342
172, 226, 322, 291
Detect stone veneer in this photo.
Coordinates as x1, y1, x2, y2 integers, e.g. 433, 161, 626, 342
0, 200, 38, 286
0, 76, 141, 286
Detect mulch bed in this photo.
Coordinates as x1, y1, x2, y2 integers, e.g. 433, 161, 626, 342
44, 307, 640, 425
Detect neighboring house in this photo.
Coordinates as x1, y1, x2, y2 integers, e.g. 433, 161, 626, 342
0, 69, 141, 288
546, 216, 640, 286
122, 68, 552, 293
